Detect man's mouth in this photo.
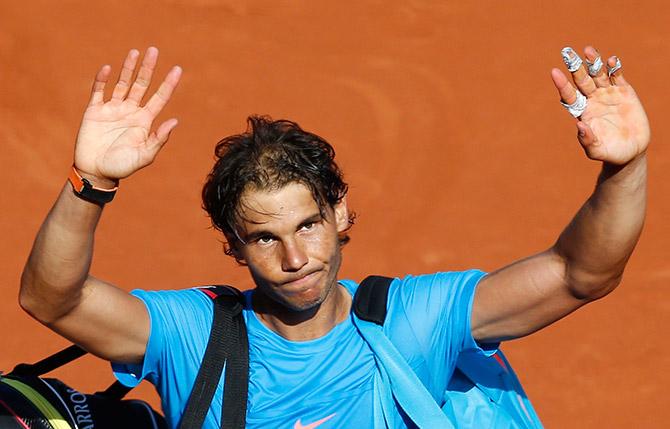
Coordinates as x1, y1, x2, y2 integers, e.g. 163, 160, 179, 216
282, 270, 320, 289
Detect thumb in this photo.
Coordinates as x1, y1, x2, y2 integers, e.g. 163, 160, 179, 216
577, 121, 603, 160
146, 118, 179, 157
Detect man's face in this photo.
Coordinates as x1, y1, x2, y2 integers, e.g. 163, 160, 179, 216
232, 182, 349, 312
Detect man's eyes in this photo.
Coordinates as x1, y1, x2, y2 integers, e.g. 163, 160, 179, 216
252, 221, 319, 244
256, 236, 275, 244
300, 222, 315, 231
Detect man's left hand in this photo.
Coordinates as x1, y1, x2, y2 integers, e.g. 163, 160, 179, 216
552, 45, 650, 166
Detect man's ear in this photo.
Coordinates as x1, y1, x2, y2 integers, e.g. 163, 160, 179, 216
334, 197, 349, 233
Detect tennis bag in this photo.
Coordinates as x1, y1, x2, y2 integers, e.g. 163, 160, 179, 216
0, 345, 167, 429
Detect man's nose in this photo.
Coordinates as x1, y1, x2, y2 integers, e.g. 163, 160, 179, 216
281, 239, 308, 272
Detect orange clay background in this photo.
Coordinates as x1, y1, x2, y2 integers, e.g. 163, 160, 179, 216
1, 1, 668, 427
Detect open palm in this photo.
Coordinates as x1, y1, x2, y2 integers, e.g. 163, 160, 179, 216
74, 47, 182, 181
552, 46, 650, 166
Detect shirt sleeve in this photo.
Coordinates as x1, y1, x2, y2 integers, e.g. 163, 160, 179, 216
111, 288, 214, 388
384, 270, 493, 396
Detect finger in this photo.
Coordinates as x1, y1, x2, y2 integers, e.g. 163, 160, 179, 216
144, 65, 182, 117
145, 118, 179, 156
552, 68, 587, 118
577, 121, 597, 147
551, 68, 577, 104
584, 46, 609, 88
111, 49, 140, 101
607, 55, 628, 86
147, 118, 179, 152
88, 65, 112, 107
561, 47, 596, 96
126, 47, 159, 105
576, 121, 604, 160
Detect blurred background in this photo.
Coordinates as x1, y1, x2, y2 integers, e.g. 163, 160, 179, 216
1, 1, 668, 427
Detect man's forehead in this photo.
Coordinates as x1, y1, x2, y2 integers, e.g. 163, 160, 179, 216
236, 182, 323, 229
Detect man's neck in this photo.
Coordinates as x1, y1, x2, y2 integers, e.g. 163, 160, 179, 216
252, 284, 351, 341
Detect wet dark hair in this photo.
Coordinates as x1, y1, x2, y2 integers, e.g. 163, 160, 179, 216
202, 115, 354, 259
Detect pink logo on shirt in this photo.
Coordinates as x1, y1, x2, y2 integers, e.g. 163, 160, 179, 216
293, 413, 336, 429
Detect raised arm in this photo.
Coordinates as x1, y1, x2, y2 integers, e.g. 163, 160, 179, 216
471, 45, 649, 343
20, 48, 182, 363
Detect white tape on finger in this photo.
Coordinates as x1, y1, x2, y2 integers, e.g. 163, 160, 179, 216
586, 56, 603, 77
560, 89, 588, 118
607, 57, 622, 77
561, 47, 583, 72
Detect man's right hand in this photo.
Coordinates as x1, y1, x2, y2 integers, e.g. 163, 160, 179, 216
74, 47, 182, 184
20, 48, 182, 364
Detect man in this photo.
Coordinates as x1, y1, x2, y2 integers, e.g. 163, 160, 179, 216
20, 45, 649, 428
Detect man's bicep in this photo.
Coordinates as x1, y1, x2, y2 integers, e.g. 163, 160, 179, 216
471, 249, 588, 343
46, 276, 150, 364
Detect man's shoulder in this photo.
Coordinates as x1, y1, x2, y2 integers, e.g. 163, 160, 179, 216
342, 270, 486, 324
388, 270, 487, 309
129, 286, 221, 319
395, 270, 487, 287
131, 285, 212, 299
342, 270, 487, 296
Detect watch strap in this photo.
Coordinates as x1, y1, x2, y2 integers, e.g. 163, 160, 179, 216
68, 166, 118, 205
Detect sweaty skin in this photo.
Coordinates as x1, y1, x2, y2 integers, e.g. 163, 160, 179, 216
234, 183, 352, 340
472, 46, 648, 342
19, 48, 181, 364
20, 45, 648, 369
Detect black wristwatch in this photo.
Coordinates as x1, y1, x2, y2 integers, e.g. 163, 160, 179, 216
68, 166, 118, 205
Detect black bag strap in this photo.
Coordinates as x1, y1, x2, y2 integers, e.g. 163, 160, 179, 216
221, 295, 249, 429
9, 345, 87, 377
8, 344, 135, 400
353, 275, 393, 325
179, 285, 248, 429
176, 277, 389, 429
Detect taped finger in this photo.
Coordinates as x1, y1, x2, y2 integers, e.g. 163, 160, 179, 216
584, 46, 610, 88
586, 56, 603, 77
561, 47, 583, 72
561, 89, 588, 118
561, 46, 597, 95
607, 56, 622, 77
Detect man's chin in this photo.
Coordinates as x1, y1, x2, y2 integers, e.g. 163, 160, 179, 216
278, 291, 326, 313
277, 272, 329, 309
